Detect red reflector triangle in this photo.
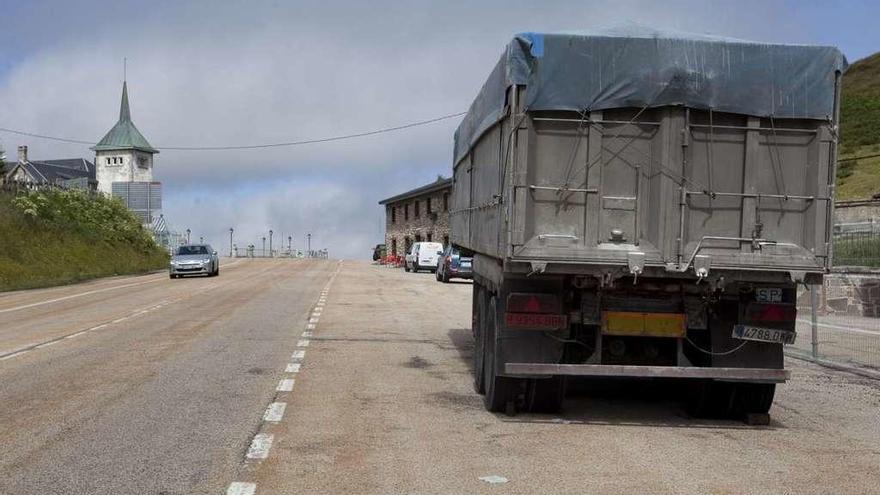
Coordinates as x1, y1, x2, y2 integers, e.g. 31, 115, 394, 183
524, 296, 542, 313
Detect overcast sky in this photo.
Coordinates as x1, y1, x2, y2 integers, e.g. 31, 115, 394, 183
1, 0, 877, 258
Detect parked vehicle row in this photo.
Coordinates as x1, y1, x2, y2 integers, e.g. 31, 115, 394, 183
402, 241, 473, 283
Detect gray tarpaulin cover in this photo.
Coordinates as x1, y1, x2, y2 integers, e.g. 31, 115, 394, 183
454, 25, 847, 164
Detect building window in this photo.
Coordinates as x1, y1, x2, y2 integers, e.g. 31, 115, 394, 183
404, 204, 409, 221
427, 232, 433, 242
443, 235, 449, 247
414, 200, 420, 218
405, 237, 412, 253
391, 238, 397, 256
443, 193, 449, 211
391, 206, 396, 223
415, 234, 422, 243
427, 197, 432, 214
106, 157, 111, 165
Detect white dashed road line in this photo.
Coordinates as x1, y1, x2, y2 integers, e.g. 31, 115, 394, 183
302, 331, 312, 338
297, 339, 310, 348
285, 363, 301, 373
276, 378, 295, 392
262, 402, 287, 423
246, 433, 274, 460
226, 482, 257, 495
291, 350, 306, 360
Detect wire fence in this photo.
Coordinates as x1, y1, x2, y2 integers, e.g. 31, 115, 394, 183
833, 232, 880, 267
789, 283, 880, 374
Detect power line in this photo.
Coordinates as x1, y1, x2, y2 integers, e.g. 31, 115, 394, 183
0, 111, 466, 151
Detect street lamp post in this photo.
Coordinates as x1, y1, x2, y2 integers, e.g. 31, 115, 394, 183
269, 230, 273, 258
186, 229, 191, 244
262, 236, 266, 257
229, 228, 234, 257
288, 236, 292, 253
307, 233, 312, 257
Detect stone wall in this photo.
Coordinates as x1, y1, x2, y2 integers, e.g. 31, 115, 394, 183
797, 270, 880, 317
384, 187, 451, 257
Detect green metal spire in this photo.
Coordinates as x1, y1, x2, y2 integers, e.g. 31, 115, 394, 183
92, 81, 158, 154
119, 81, 131, 122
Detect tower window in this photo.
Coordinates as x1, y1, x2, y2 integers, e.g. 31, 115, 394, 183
106, 158, 111, 165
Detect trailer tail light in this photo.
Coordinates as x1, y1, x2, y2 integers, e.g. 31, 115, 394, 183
744, 303, 796, 323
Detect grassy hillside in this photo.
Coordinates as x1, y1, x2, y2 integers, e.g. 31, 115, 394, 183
837, 52, 880, 199
0, 187, 168, 291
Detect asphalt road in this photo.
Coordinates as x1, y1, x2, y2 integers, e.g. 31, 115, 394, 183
2, 259, 879, 494
0, 258, 336, 495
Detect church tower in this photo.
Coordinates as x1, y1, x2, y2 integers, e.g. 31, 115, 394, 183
92, 81, 158, 195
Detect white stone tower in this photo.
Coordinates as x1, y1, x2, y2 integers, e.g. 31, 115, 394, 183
92, 81, 158, 194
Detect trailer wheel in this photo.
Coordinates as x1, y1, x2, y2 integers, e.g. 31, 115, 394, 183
484, 295, 519, 413
687, 380, 735, 419
732, 383, 776, 416
472, 282, 486, 394
527, 376, 567, 413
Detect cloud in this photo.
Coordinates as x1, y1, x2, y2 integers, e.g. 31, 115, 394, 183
0, 0, 862, 258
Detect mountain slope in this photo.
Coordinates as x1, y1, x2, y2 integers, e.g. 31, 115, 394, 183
838, 51, 880, 199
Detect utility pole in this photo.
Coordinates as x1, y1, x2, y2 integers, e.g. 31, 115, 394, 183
229, 228, 234, 257
262, 236, 266, 257
186, 229, 191, 244
288, 235, 292, 253
307, 233, 312, 257
269, 230, 273, 257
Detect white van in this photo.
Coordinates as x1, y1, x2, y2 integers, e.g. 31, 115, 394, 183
404, 242, 444, 273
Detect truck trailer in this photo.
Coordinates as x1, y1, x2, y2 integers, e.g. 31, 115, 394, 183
450, 27, 847, 418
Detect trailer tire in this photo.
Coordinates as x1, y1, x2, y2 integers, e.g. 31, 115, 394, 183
484, 294, 519, 413
472, 282, 486, 394
527, 376, 567, 413
688, 380, 735, 419
732, 383, 775, 416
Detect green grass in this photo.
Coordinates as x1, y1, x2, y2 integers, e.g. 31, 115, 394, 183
0, 188, 169, 292
836, 52, 880, 199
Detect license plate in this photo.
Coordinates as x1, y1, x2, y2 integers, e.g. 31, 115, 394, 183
755, 287, 783, 303
505, 312, 568, 330
732, 325, 796, 345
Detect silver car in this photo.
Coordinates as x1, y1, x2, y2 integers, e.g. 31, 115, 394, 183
169, 244, 220, 278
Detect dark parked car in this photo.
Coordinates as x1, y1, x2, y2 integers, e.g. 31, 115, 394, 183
435, 246, 472, 283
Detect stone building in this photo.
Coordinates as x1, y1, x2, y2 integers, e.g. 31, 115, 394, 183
379, 176, 452, 257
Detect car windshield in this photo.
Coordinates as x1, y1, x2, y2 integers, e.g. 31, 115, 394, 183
177, 245, 209, 255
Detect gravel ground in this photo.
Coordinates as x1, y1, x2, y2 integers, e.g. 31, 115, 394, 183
252, 261, 880, 495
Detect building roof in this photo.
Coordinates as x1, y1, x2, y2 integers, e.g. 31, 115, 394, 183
378, 176, 452, 205
6, 158, 95, 183
91, 81, 158, 154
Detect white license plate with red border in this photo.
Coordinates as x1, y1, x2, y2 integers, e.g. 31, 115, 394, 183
505, 312, 568, 330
